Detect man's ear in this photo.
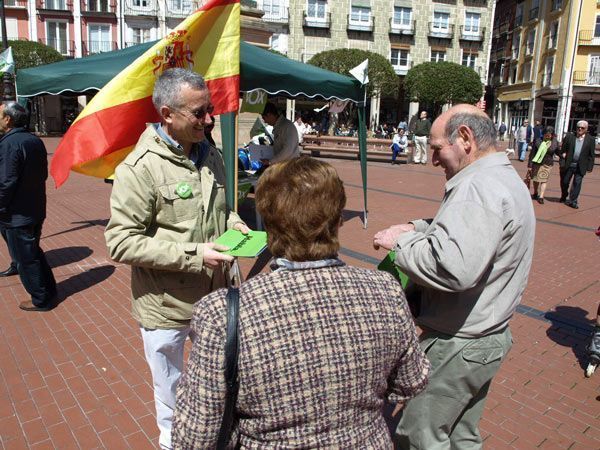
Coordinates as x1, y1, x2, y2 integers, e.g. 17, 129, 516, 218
160, 105, 173, 124
457, 125, 473, 152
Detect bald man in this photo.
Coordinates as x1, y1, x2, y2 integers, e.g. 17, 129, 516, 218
374, 105, 536, 449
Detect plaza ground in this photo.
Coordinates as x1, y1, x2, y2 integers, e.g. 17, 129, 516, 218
0, 138, 598, 449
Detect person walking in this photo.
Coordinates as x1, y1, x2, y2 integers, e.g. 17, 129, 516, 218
412, 110, 431, 164
527, 126, 559, 204
104, 68, 249, 450
515, 119, 533, 161
559, 120, 596, 209
0, 101, 57, 312
374, 104, 535, 449
498, 121, 507, 141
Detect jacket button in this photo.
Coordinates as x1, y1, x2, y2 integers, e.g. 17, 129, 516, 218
185, 256, 190, 260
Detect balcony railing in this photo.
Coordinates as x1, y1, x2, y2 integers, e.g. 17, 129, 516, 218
573, 71, 600, 85
578, 30, 600, 46
392, 60, 413, 76
428, 22, 454, 39
80, 0, 117, 14
347, 15, 373, 32
515, 15, 523, 27
36, 0, 73, 11
82, 40, 118, 56
529, 7, 539, 21
389, 19, 415, 36
165, 0, 200, 17
261, 7, 289, 23
460, 26, 485, 41
38, 38, 74, 57
124, 0, 157, 15
303, 12, 330, 29
5, 0, 28, 8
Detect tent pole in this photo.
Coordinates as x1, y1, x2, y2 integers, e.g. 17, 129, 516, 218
357, 100, 368, 229
221, 111, 238, 214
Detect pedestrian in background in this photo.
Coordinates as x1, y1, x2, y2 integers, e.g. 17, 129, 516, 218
559, 120, 596, 209
498, 121, 507, 141
391, 128, 408, 165
412, 110, 431, 164
515, 119, 533, 161
527, 126, 559, 204
374, 104, 535, 449
105, 68, 248, 450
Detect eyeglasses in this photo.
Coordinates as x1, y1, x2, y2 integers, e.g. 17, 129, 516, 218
577, 126, 587, 130
172, 104, 214, 120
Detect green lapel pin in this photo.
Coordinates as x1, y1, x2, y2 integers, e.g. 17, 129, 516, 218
175, 182, 192, 199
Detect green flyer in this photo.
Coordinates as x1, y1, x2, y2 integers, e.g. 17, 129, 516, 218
377, 251, 410, 288
214, 229, 267, 258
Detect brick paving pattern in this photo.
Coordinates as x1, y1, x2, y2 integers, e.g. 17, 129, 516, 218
0, 138, 598, 449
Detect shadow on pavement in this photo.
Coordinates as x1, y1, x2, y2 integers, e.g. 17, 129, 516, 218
43, 219, 109, 239
45, 246, 93, 268
55, 265, 115, 306
545, 305, 595, 370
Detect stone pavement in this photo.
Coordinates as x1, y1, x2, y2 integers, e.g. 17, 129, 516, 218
0, 138, 598, 449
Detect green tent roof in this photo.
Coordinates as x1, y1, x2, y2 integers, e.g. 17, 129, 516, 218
16, 41, 362, 102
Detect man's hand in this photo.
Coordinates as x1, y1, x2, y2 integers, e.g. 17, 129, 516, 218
392, 402, 405, 417
373, 223, 415, 251
202, 243, 233, 268
233, 222, 251, 235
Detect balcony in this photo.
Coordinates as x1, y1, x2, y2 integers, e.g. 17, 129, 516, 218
261, 6, 289, 23
389, 19, 415, 36
528, 7, 539, 22
124, 0, 157, 16
38, 38, 74, 57
303, 12, 330, 29
428, 22, 454, 39
4, 0, 28, 8
460, 26, 485, 41
573, 71, 600, 85
515, 15, 523, 28
347, 15, 373, 33
392, 60, 413, 76
82, 40, 118, 56
80, 0, 117, 15
165, 0, 200, 18
578, 30, 600, 46
36, 0, 73, 12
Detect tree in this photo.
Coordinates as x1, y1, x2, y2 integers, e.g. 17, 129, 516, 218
8, 40, 64, 71
404, 62, 482, 116
308, 48, 398, 98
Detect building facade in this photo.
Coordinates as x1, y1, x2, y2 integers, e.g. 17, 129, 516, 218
490, 0, 600, 137
255, 0, 495, 125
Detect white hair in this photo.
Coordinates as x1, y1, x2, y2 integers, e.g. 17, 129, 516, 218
576, 120, 588, 128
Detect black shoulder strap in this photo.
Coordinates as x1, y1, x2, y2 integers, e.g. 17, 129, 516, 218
216, 286, 240, 450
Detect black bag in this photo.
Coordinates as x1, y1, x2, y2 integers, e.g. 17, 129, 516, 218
216, 286, 240, 450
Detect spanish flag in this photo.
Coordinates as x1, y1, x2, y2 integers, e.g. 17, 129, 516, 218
50, 0, 240, 188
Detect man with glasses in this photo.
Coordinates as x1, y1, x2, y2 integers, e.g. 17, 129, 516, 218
105, 68, 248, 450
260, 101, 300, 166
559, 120, 596, 209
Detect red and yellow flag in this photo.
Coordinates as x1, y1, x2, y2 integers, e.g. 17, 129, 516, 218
50, 0, 240, 187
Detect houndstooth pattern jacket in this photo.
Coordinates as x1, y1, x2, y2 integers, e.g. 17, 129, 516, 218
172, 264, 430, 449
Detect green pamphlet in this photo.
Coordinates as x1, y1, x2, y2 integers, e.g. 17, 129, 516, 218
377, 251, 410, 288
214, 229, 267, 258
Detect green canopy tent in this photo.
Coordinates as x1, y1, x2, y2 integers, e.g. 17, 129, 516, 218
17, 41, 370, 226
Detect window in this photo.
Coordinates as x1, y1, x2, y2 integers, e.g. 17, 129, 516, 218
306, 0, 326, 20
595, 15, 600, 38
1, 18, 18, 40
511, 65, 517, 84
47, 21, 68, 55
548, 21, 558, 48
132, 27, 150, 44
431, 50, 446, 62
552, 0, 562, 11
544, 56, 554, 85
526, 29, 535, 55
522, 61, 531, 82
88, 0, 109, 12
133, 0, 149, 7
89, 24, 111, 53
350, 6, 370, 23
512, 34, 520, 59
589, 55, 600, 84
464, 12, 480, 34
515, 4, 523, 26
433, 12, 450, 30
391, 49, 409, 67
462, 52, 477, 69
530, 0, 540, 20
46, 0, 66, 8
393, 7, 412, 28
262, 0, 281, 16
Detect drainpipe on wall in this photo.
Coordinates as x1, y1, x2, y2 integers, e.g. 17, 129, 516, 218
483, 0, 496, 116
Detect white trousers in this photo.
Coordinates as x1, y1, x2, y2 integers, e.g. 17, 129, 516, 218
414, 136, 428, 164
140, 326, 196, 450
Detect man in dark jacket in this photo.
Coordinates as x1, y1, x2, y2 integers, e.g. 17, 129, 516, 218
559, 120, 596, 209
0, 101, 56, 311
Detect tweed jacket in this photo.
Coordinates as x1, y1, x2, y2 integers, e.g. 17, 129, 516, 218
172, 265, 430, 449
105, 125, 245, 329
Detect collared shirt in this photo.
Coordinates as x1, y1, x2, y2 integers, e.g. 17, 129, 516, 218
153, 123, 208, 169
394, 152, 536, 338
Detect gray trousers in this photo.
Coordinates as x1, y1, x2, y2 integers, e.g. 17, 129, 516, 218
395, 327, 512, 450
